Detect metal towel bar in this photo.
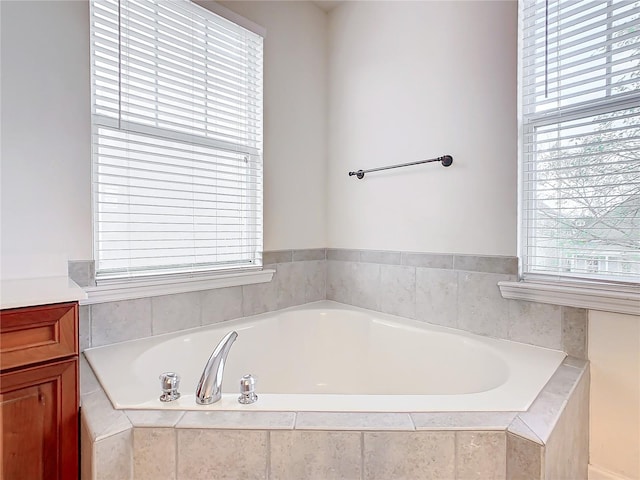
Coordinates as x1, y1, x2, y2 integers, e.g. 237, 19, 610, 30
348, 155, 453, 179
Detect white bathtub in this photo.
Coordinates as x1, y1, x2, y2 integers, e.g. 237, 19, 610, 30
84, 301, 565, 412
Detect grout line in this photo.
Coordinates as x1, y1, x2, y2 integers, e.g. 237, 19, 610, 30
149, 296, 155, 336
453, 430, 459, 480
88, 305, 93, 350
266, 430, 271, 479
128, 428, 134, 480
174, 427, 180, 479
174, 411, 186, 428
360, 431, 365, 480
408, 413, 417, 431
198, 289, 204, 327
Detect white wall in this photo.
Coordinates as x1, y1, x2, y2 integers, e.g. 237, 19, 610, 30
589, 310, 640, 480
327, 1, 518, 255
218, 1, 328, 251
1, 1, 92, 279
0, 0, 328, 281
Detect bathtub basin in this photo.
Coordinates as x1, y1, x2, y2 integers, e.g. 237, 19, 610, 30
84, 301, 565, 412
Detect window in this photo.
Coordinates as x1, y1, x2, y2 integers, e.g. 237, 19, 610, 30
520, 0, 639, 284
90, 0, 263, 282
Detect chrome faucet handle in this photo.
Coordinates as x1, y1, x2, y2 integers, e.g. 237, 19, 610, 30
159, 372, 181, 402
238, 374, 258, 404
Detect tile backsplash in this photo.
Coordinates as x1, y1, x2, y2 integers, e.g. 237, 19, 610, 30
324, 249, 587, 358
74, 249, 587, 358
76, 251, 325, 350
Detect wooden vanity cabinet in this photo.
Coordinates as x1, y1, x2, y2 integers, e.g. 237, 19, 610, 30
0, 302, 79, 480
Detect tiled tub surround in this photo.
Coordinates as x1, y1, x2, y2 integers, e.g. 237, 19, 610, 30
77, 249, 589, 479
73, 249, 587, 359
80, 355, 589, 479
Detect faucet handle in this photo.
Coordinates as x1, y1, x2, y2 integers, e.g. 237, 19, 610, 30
159, 372, 181, 402
238, 374, 258, 404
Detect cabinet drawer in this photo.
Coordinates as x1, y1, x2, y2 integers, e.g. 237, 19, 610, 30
0, 303, 78, 371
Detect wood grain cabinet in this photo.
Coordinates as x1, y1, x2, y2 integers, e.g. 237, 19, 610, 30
0, 303, 79, 480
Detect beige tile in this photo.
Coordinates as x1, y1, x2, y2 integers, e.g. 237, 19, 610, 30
544, 369, 589, 480
91, 298, 152, 347
507, 300, 562, 350
276, 261, 307, 309
360, 250, 401, 265
326, 260, 355, 304
415, 267, 458, 328
411, 412, 517, 431
126, 409, 184, 427
177, 429, 267, 480
456, 431, 506, 480
561, 307, 587, 359
457, 272, 512, 339
304, 260, 327, 303
543, 364, 582, 397
293, 248, 326, 261
263, 250, 293, 264
201, 286, 243, 325
69, 260, 92, 287
401, 252, 453, 269
563, 356, 588, 369
327, 249, 360, 262
352, 262, 380, 310
151, 292, 201, 335
363, 431, 455, 480
81, 388, 132, 441
178, 411, 295, 430
506, 433, 542, 480
94, 429, 133, 480
133, 428, 176, 479
79, 305, 92, 351
242, 274, 279, 316
270, 430, 361, 480
517, 390, 565, 444
379, 264, 416, 319
453, 255, 518, 275
295, 412, 414, 431
507, 417, 542, 445
80, 354, 101, 396
81, 415, 94, 480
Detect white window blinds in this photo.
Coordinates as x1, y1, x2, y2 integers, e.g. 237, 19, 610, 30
90, 0, 263, 281
520, 0, 639, 283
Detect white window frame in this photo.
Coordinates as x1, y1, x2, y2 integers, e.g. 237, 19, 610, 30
500, 0, 640, 314
86, 0, 273, 302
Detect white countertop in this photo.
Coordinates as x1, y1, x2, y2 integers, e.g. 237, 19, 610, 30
0, 276, 88, 310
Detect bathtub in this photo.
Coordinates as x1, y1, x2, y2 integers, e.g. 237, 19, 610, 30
84, 301, 565, 412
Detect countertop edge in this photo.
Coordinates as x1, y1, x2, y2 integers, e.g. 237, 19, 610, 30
1, 276, 88, 310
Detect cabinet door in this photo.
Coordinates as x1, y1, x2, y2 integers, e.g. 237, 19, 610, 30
0, 358, 78, 480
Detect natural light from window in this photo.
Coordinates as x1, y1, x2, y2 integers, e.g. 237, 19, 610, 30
521, 0, 639, 283
90, 0, 264, 282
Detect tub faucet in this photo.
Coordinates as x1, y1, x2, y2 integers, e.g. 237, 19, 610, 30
195, 331, 238, 405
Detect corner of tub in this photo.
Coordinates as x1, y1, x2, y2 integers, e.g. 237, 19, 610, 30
80, 354, 133, 442
512, 356, 589, 446
562, 355, 589, 371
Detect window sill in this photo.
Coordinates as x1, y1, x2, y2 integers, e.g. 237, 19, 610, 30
498, 280, 640, 316
80, 269, 275, 305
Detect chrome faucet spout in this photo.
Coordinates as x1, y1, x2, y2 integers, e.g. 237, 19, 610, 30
195, 331, 238, 405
